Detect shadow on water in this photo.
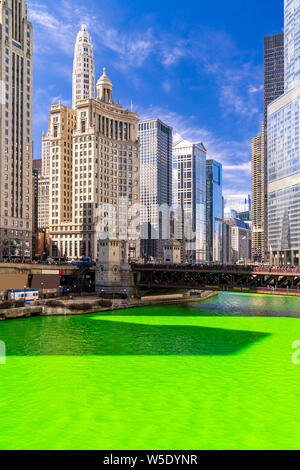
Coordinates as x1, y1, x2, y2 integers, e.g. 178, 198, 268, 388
0, 317, 271, 357
102, 294, 300, 319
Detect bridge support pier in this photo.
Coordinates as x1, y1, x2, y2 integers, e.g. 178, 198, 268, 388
95, 239, 137, 298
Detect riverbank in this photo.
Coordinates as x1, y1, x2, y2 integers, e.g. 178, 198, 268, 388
0, 291, 217, 321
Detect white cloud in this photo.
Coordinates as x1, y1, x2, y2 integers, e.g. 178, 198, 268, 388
28, 0, 98, 56
161, 41, 189, 67
248, 84, 263, 94
162, 81, 172, 93
138, 105, 252, 198
222, 162, 251, 172
223, 193, 251, 213
140, 106, 249, 161
216, 62, 263, 118
28, 0, 264, 122
29, 0, 260, 192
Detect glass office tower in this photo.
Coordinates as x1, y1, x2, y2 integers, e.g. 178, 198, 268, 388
263, 34, 284, 259
267, 0, 300, 266
139, 119, 173, 261
206, 160, 223, 263
285, 0, 300, 93
173, 139, 207, 263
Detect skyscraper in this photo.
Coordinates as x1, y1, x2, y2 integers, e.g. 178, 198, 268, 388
32, 159, 41, 259
42, 131, 51, 177
268, 0, 300, 266
223, 217, 252, 264
264, 34, 284, 127
72, 25, 95, 109
173, 139, 207, 263
263, 33, 284, 259
37, 175, 50, 232
0, 1, 33, 261
206, 160, 223, 263
47, 68, 140, 261
139, 119, 173, 261
284, 1, 300, 93
252, 126, 264, 261
32, 159, 42, 235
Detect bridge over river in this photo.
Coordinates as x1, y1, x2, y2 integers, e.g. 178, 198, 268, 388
131, 264, 300, 296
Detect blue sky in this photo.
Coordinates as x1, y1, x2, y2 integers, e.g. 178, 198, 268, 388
28, 0, 284, 206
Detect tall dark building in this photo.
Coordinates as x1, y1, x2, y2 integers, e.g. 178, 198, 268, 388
264, 33, 284, 128
32, 159, 42, 259
263, 33, 284, 260
0, 1, 33, 261
32, 159, 42, 234
206, 160, 223, 263
139, 119, 173, 261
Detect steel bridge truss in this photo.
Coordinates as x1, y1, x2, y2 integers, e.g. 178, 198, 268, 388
132, 266, 300, 293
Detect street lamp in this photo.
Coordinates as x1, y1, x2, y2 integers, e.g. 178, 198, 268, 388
41, 282, 44, 300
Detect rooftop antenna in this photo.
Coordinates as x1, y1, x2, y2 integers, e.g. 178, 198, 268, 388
131, 101, 133, 112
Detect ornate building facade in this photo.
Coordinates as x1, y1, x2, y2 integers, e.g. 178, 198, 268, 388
46, 68, 140, 261
72, 25, 95, 109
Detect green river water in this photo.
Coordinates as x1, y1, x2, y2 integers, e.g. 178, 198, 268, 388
1, 292, 300, 450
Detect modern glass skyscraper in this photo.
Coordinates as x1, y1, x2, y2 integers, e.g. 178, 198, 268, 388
267, 0, 300, 266
223, 217, 252, 264
0, 1, 33, 261
206, 160, 223, 263
173, 139, 207, 263
139, 119, 173, 260
72, 25, 95, 109
285, 0, 300, 92
262, 34, 284, 260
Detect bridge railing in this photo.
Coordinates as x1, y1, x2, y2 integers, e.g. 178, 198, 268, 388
130, 263, 300, 275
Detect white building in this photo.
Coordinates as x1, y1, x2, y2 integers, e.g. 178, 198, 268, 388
173, 139, 207, 263
223, 218, 252, 264
37, 176, 50, 231
46, 67, 140, 262
139, 119, 173, 260
285, 0, 300, 93
72, 25, 95, 109
41, 134, 51, 177
39, 130, 51, 233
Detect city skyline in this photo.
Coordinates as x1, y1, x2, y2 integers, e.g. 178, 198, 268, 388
29, 0, 284, 203
1, 0, 300, 458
